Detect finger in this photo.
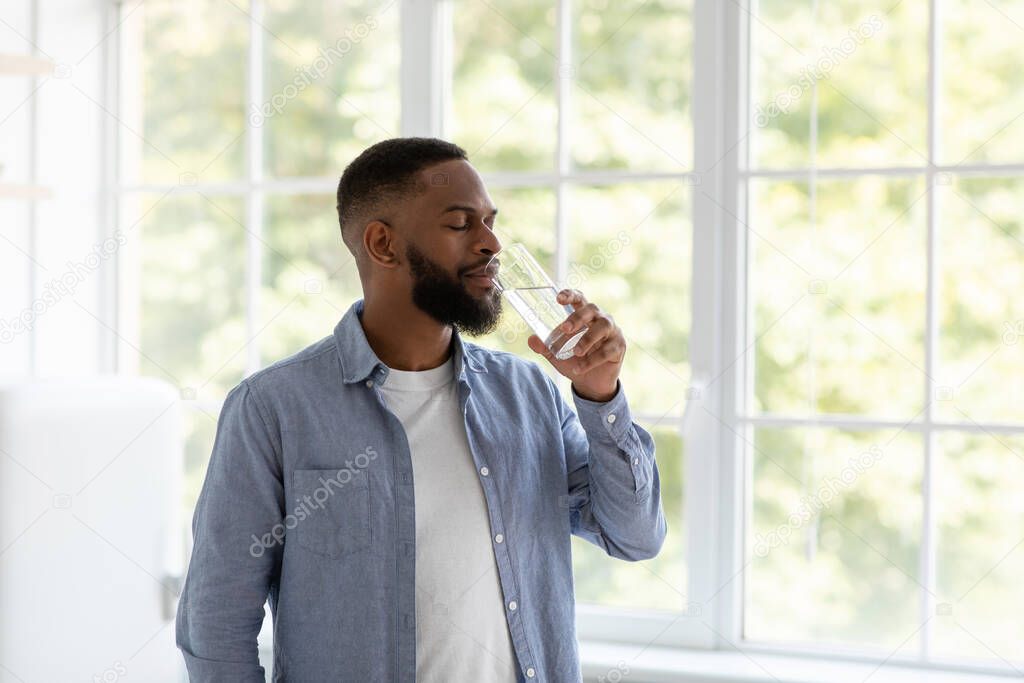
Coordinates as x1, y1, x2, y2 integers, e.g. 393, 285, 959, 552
527, 334, 555, 360
570, 317, 613, 357
574, 341, 626, 375
557, 302, 600, 337
556, 288, 588, 310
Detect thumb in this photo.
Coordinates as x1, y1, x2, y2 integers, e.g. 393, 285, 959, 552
527, 334, 555, 360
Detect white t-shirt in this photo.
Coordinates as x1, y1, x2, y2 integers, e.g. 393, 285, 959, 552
377, 355, 518, 683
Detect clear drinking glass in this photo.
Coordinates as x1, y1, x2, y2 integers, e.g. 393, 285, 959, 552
491, 243, 587, 360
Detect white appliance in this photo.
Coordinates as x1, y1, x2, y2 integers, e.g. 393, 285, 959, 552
0, 377, 183, 682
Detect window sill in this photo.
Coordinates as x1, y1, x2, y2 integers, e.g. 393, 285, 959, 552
256, 606, 1015, 683
257, 635, 1016, 683
579, 641, 1017, 683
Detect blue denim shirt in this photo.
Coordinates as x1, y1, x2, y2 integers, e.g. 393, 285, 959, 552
176, 298, 667, 682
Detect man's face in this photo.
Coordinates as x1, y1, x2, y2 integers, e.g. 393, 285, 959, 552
401, 159, 503, 336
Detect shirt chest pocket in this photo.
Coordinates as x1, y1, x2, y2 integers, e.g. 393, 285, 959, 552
290, 468, 371, 558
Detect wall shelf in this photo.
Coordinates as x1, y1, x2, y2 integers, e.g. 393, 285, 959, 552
0, 53, 53, 201
0, 183, 51, 200
0, 53, 54, 77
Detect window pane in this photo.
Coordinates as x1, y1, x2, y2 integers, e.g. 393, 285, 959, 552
749, 177, 927, 417
941, 0, 1024, 165
260, 193, 363, 361
568, 182, 691, 418
450, 1, 557, 172
937, 177, 1024, 423
570, 0, 693, 171
126, 0, 248, 184
746, 426, 922, 650
129, 193, 247, 401
182, 405, 220, 527
572, 424, 685, 610
749, 0, 816, 168
935, 431, 1024, 662
263, 1, 400, 178
814, 0, 927, 166
750, 1, 927, 168
488, 186, 557, 267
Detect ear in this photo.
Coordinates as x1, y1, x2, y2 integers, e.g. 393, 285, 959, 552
363, 219, 402, 269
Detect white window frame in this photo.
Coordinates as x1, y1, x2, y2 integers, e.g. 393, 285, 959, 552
105, 0, 1022, 679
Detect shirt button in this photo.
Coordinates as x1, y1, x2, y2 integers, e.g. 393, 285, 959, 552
494, 533, 503, 544
365, 380, 374, 388
526, 667, 536, 678
508, 600, 517, 611
606, 413, 616, 423
633, 457, 639, 465
480, 466, 489, 476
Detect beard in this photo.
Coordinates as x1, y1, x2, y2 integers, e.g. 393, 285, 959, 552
405, 242, 503, 337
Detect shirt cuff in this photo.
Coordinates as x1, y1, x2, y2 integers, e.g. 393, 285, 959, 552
570, 379, 634, 445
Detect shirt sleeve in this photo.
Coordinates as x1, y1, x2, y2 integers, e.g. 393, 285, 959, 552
551, 376, 668, 561
175, 379, 284, 681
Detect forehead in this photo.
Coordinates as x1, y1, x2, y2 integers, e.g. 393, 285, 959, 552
415, 159, 494, 210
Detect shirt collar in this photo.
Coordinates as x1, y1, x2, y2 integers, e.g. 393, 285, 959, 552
333, 298, 487, 385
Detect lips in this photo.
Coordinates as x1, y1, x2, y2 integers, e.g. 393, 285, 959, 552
464, 266, 498, 288
464, 262, 498, 277
466, 273, 496, 287
465, 268, 497, 278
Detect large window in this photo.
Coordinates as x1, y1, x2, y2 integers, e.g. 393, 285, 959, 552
740, 0, 1024, 669
112, 0, 1022, 677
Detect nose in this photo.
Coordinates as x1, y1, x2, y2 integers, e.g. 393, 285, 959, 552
478, 222, 502, 258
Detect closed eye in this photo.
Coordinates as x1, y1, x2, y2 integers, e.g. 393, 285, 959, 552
447, 224, 471, 231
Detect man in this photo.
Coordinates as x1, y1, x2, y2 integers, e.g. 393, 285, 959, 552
175, 137, 667, 682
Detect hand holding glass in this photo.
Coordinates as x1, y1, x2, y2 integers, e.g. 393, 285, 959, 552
491, 243, 587, 360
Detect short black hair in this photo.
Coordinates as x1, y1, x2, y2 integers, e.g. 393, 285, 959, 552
336, 137, 468, 261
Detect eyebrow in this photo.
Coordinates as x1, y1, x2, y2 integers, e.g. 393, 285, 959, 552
440, 204, 499, 217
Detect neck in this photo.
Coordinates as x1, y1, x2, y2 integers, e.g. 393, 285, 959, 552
359, 290, 454, 371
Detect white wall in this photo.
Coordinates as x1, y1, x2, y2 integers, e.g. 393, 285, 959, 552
0, 0, 111, 380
